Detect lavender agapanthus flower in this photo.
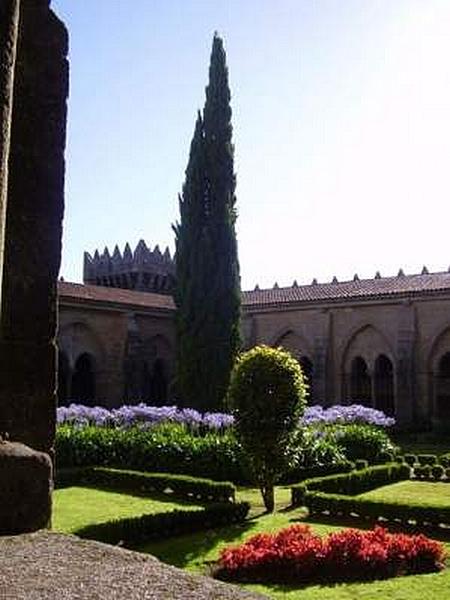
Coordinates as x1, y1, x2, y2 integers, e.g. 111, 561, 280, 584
57, 402, 235, 432
301, 404, 395, 427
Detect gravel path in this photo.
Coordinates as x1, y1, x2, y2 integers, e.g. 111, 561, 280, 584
0, 531, 266, 599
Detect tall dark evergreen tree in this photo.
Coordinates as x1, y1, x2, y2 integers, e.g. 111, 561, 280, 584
173, 34, 241, 410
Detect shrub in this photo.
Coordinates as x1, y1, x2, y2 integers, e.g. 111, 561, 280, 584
431, 465, 445, 480
228, 345, 307, 511
76, 501, 250, 547
56, 423, 248, 483
414, 465, 432, 480
355, 459, 369, 470
56, 467, 236, 503
304, 492, 450, 527
284, 426, 351, 482
417, 454, 437, 466
331, 424, 397, 462
404, 454, 417, 467
291, 463, 410, 507
215, 525, 445, 583
440, 453, 450, 468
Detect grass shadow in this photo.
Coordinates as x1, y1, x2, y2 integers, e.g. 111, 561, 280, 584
137, 519, 256, 569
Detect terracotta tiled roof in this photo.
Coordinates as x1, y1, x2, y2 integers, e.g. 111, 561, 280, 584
58, 270, 450, 313
243, 271, 450, 308
58, 281, 175, 311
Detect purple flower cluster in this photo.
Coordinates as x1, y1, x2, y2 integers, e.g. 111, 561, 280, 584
301, 404, 395, 428
57, 402, 235, 431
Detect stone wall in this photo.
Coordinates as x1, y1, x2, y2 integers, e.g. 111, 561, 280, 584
58, 300, 175, 406
58, 284, 450, 428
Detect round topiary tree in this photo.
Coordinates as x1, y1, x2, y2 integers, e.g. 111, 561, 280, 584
227, 345, 307, 512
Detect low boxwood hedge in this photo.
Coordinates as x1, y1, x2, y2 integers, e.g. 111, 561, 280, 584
75, 501, 250, 547
56, 467, 236, 503
306, 492, 450, 527
291, 463, 450, 528
291, 463, 410, 506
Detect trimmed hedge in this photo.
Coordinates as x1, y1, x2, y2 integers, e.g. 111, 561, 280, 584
291, 463, 450, 528
417, 454, 437, 466
56, 467, 236, 503
305, 492, 450, 527
291, 463, 410, 506
75, 501, 250, 547
440, 453, 450, 468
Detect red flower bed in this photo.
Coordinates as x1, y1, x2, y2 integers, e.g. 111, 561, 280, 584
215, 525, 446, 583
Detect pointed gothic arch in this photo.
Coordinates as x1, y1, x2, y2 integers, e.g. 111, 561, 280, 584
341, 324, 394, 405
374, 354, 395, 416
427, 326, 450, 422
272, 329, 315, 402
71, 352, 96, 404
350, 356, 372, 405
435, 352, 450, 421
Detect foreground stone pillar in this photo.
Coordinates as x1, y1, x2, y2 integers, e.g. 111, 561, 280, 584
0, 0, 19, 312
0, 0, 68, 458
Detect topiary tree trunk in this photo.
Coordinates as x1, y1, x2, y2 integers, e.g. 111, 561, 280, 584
228, 345, 307, 512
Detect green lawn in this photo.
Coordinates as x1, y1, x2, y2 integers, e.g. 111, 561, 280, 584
138, 486, 450, 600
54, 483, 450, 600
53, 486, 203, 533
359, 481, 450, 507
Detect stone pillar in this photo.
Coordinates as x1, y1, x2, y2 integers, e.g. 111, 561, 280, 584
313, 310, 331, 405
0, 0, 20, 312
313, 339, 327, 404
0, 0, 68, 456
395, 303, 416, 426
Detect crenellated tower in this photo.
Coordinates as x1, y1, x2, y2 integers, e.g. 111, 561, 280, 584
83, 240, 175, 294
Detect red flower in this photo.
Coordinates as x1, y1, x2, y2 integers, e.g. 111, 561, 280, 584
216, 524, 446, 583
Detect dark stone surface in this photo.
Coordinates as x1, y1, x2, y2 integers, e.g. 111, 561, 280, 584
0, 531, 266, 599
0, 0, 68, 454
0, 440, 52, 534
0, 0, 20, 303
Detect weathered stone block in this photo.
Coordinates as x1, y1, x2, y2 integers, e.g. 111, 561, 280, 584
0, 440, 52, 534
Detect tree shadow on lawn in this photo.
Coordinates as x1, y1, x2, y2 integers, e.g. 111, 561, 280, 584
138, 519, 256, 569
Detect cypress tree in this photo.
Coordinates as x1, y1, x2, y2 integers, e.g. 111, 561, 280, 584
173, 34, 241, 411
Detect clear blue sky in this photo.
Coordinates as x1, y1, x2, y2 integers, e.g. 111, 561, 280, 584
52, 0, 450, 290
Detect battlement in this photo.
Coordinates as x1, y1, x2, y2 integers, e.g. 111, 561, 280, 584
83, 240, 175, 294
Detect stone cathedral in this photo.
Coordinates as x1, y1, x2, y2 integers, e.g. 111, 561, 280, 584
57, 240, 450, 431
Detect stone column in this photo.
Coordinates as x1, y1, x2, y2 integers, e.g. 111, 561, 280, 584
395, 303, 416, 426
0, 0, 69, 455
0, 0, 20, 312
313, 340, 327, 404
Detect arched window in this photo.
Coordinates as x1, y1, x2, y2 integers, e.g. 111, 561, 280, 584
374, 354, 394, 416
149, 358, 168, 405
436, 352, 450, 420
350, 356, 371, 405
71, 353, 95, 404
57, 351, 70, 406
